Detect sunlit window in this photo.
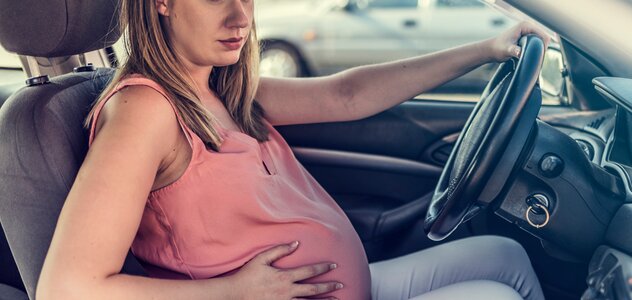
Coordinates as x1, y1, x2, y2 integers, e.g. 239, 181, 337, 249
368, 0, 418, 9
255, 0, 528, 102
436, 0, 485, 8
0, 46, 25, 83
108, 0, 564, 106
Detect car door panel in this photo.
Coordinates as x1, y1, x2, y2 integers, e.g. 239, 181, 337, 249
276, 100, 475, 210
293, 147, 442, 199
277, 101, 474, 160
275, 100, 472, 259
276, 99, 572, 260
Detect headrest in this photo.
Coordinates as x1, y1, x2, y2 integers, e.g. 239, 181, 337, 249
0, 0, 121, 57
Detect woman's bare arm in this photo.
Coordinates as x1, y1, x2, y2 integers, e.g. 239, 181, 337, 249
256, 40, 489, 126
35, 86, 234, 300
256, 22, 550, 126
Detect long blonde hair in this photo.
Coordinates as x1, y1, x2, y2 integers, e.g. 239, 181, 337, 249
85, 0, 268, 151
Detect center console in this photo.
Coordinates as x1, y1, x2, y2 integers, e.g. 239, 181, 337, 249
582, 246, 632, 300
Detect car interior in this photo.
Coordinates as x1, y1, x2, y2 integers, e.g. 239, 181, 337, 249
1, 0, 632, 300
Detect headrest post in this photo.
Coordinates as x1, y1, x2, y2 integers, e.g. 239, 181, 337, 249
25, 56, 41, 77
78, 53, 87, 67
24, 56, 50, 86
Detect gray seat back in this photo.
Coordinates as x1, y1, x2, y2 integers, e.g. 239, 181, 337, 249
0, 70, 148, 299
0, 223, 24, 294
0, 1, 148, 299
0, 283, 28, 300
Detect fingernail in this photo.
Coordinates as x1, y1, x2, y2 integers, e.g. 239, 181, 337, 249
330, 263, 337, 269
335, 283, 344, 289
289, 241, 299, 249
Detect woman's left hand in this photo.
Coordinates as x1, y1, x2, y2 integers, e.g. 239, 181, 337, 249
486, 21, 552, 62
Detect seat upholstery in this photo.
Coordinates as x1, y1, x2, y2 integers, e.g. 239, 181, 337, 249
0, 223, 24, 295
0, 69, 148, 299
0, 283, 28, 300
0, 1, 148, 299
0, 0, 120, 57
0, 82, 24, 109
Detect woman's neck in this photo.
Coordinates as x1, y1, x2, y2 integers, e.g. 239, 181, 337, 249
174, 53, 215, 100
188, 67, 214, 99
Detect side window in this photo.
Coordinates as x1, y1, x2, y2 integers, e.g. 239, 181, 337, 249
256, 0, 562, 105
0, 46, 25, 83
112, 37, 128, 66
436, 0, 485, 8
368, 0, 418, 9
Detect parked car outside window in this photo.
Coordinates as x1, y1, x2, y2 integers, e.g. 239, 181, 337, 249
256, 0, 514, 99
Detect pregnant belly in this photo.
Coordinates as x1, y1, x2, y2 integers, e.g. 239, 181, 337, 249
136, 206, 372, 299
270, 227, 371, 300
187, 223, 372, 300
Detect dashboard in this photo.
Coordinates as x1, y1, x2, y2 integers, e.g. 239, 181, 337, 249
507, 77, 632, 300
541, 108, 614, 165
579, 77, 632, 300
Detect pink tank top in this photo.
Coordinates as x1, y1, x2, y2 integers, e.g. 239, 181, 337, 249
88, 75, 371, 299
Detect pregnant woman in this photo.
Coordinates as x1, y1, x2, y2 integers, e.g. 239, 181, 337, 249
36, 0, 548, 299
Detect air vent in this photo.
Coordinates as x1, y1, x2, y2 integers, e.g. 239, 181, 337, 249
587, 116, 606, 130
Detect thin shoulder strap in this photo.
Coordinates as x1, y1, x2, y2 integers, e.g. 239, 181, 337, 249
88, 76, 196, 149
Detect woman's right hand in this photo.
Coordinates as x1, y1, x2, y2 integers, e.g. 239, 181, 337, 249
229, 241, 343, 300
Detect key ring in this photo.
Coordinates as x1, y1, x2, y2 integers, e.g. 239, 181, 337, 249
525, 203, 550, 229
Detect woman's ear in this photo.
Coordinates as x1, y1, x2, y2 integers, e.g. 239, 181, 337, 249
156, 0, 170, 16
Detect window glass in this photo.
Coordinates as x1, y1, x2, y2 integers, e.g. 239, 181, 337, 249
436, 0, 485, 8
0, 46, 25, 83
256, 0, 534, 103
368, 0, 418, 9
0, 47, 21, 69
112, 37, 128, 66
111, 0, 565, 106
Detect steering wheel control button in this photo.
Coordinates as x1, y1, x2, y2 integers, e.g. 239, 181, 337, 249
539, 154, 564, 178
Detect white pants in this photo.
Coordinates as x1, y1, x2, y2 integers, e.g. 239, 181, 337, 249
369, 236, 545, 300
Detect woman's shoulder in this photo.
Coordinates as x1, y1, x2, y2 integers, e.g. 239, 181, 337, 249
89, 81, 184, 149
99, 85, 180, 132
114, 73, 169, 94
106, 74, 178, 116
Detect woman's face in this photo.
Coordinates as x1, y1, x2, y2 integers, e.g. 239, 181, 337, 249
156, 0, 253, 68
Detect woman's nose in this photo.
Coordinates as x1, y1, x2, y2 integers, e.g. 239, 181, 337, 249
225, 0, 250, 29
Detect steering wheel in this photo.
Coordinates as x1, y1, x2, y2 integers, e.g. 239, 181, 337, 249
424, 35, 546, 241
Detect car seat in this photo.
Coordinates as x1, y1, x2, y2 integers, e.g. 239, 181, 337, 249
0, 223, 27, 300
0, 61, 28, 300
0, 1, 148, 299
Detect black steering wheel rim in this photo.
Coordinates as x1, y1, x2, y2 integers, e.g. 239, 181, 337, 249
424, 35, 546, 241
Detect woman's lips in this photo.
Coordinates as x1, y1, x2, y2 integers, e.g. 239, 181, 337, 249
219, 37, 243, 50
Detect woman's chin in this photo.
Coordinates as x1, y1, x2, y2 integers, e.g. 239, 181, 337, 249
213, 56, 242, 67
